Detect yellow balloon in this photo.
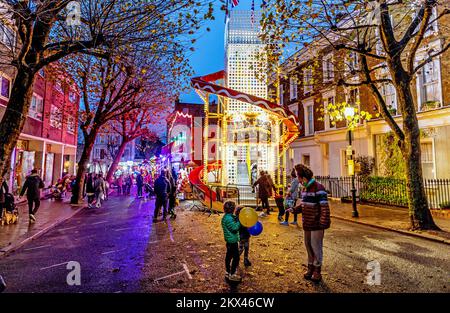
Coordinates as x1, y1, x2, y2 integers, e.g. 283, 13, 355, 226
239, 207, 258, 228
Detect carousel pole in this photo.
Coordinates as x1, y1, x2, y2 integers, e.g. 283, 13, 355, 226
203, 95, 209, 185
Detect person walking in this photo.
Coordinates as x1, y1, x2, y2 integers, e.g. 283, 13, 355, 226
94, 172, 107, 208
116, 175, 123, 196
252, 171, 271, 217
281, 169, 300, 226
221, 201, 241, 282
295, 164, 330, 283
167, 169, 177, 219
0, 176, 9, 222
136, 172, 144, 198
85, 173, 96, 208
19, 169, 45, 222
153, 171, 169, 222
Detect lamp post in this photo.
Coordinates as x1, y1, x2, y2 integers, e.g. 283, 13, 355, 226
344, 106, 359, 218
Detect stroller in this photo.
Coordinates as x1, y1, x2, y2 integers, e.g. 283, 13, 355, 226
144, 183, 155, 198
1, 193, 19, 225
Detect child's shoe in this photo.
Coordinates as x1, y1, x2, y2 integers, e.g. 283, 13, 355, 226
280, 221, 289, 226
290, 221, 298, 225
229, 273, 241, 282
277, 216, 283, 221
244, 258, 252, 267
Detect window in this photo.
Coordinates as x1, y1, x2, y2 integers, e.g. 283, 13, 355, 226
421, 141, 434, 179
323, 96, 336, 130
69, 92, 77, 103
380, 83, 398, 114
0, 23, 15, 46
50, 105, 62, 129
345, 51, 359, 73
305, 103, 314, 135
67, 116, 75, 133
348, 88, 359, 106
54, 82, 64, 94
0, 75, 10, 99
418, 58, 440, 110
289, 105, 298, 120
302, 154, 311, 167
29, 94, 44, 120
289, 77, 298, 100
303, 67, 313, 94
323, 54, 334, 82
424, 7, 438, 37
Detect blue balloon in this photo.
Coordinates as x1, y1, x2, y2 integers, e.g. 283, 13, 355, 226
248, 221, 263, 236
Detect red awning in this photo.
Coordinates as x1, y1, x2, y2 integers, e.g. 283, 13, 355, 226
161, 142, 174, 155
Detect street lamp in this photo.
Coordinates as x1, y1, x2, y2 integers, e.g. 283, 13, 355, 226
344, 106, 359, 218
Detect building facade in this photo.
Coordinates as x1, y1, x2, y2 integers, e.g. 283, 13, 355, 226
165, 100, 208, 171
275, 5, 450, 179
87, 133, 137, 175
0, 68, 80, 193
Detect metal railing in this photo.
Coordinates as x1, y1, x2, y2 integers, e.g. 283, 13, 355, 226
316, 176, 450, 209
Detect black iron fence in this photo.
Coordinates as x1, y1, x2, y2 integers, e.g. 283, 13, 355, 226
316, 176, 450, 209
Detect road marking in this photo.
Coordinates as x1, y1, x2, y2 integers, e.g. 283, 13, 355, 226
24, 245, 51, 251
40, 262, 69, 270
91, 221, 108, 225
58, 226, 77, 231
183, 263, 192, 280
154, 270, 185, 282
114, 226, 148, 232
101, 248, 126, 255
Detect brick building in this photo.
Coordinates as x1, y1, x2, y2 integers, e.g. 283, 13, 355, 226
273, 4, 450, 179
0, 67, 80, 193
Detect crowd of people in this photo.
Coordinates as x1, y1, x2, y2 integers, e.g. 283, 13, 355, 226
222, 164, 331, 284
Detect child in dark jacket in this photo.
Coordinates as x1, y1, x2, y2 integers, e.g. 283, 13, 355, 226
235, 206, 252, 267
221, 201, 241, 281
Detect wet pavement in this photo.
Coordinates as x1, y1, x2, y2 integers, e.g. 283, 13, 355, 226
0, 194, 448, 293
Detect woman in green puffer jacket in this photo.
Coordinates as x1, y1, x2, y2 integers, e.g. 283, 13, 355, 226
221, 201, 241, 282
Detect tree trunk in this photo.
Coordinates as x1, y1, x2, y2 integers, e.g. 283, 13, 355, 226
397, 79, 440, 230
0, 70, 36, 177
106, 139, 129, 183
71, 130, 98, 204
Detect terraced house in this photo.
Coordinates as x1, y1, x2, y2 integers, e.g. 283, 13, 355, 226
271, 3, 449, 208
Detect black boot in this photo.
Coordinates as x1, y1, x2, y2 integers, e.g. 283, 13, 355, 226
244, 258, 252, 267
311, 266, 322, 283
304, 264, 314, 280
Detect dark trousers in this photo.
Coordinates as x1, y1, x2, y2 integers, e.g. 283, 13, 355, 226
0, 203, 4, 219
137, 184, 143, 197
239, 239, 249, 259
285, 211, 298, 222
225, 242, 240, 275
154, 196, 167, 219
277, 205, 285, 217
168, 194, 176, 214
260, 196, 270, 214
28, 197, 40, 215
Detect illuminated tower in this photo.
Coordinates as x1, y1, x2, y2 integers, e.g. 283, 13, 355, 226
223, 10, 279, 186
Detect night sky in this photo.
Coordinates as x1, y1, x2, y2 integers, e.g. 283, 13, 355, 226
180, 0, 257, 104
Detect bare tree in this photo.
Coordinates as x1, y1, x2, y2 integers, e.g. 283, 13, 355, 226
262, 0, 449, 230
0, 0, 214, 177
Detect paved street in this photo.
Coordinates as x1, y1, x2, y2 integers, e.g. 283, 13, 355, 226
0, 194, 448, 293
